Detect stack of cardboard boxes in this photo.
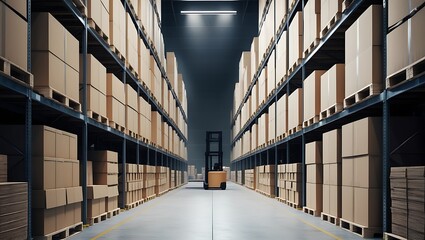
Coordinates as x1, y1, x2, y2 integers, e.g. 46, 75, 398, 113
341, 117, 382, 233
320, 0, 343, 37
32, 12, 79, 108
231, 171, 236, 182
88, 151, 119, 214
390, 166, 425, 239
126, 13, 139, 75
87, 0, 109, 43
268, 103, 276, 145
138, 97, 152, 143
303, 0, 321, 57
119, 163, 143, 207
80, 54, 107, 122
322, 129, 342, 224
144, 165, 156, 199
150, 56, 162, 104
305, 141, 323, 216
303, 71, 325, 127
277, 164, 286, 201
244, 169, 255, 189
155, 166, 169, 196
109, 0, 126, 58
320, 64, 345, 119
125, 84, 139, 138
237, 170, 243, 185
86, 184, 108, 223
256, 165, 275, 197
106, 73, 126, 131
170, 169, 176, 189
283, 163, 302, 207
288, 11, 303, 72
288, 88, 303, 134
276, 95, 287, 140
151, 111, 162, 147
0, 1, 28, 74
344, 5, 382, 106
0, 154, 28, 239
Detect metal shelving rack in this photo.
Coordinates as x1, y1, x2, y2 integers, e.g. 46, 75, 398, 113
230, 0, 425, 234
0, 0, 189, 238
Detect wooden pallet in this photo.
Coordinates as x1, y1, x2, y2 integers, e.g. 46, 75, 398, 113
88, 19, 109, 44
276, 133, 287, 141
127, 0, 139, 20
87, 110, 108, 124
321, 212, 340, 226
126, 129, 138, 139
34, 222, 83, 240
156, 189, 169, 197
320, 103, 343, 120
109, 121, 126, 132
303, 39, 320, 57
387, 56, 425, 88
303, 116, 319, 128
285, 200, 301, 209
126, 61, 139, 79
289, 0, 297, 12
339, 218, 382, 238
255, 189, 274, 198
110, 45, 125, 62
35, 87, 81, 112
72, 0, 87, 16
88, 212, 108, 226
342, 0, 354, 12
287, 59, 303, 75
107, 208, 120, 218
320, 12, 342, 38
145, 194, 156, 202
383, 232, 407, 240
276, 197, 286, 204
139, 136, 149, 144
288, 125, 302, 135
344, 83, 381, 108
266, 139, 275, 146
125, 200, 143, 210
303, 206, 320, 217
0, 56, 33, 88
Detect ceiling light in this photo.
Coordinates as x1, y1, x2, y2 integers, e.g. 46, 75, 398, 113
181, 10, 237, 16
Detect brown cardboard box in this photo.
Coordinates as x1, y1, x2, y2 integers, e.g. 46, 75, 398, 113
126, 13, 138, 71
306, 182, 322, 211
322, 184, 330, 213
288, 11, 303, 70
342, 185, 354, 221
354, 155, 382, 188
304, 70, 325, 122
341, 121, 354, 158
342, 157, 354, 186
3, 0, 27, 19
94, 173, 118, 186
55, 160, 66, 188
88, 0, 110, 37
107, 96, 126, 127
109, 0, 126, 55
56, 132, 70, 159
306, 141, 322, 164
65, 32, 79, 72
32, 157, 56, 190
322, 129, 342, 164
106, 196, 118, 211
108, 185, 119, 197
321, 0, 343, 35
250, 37, 259, 81
125, 84, 138, 110
353, 117, 382, 156
87, 197, 106, 219
126, 106, 139, 134
93, 162, 119, 174
32, 208, 56, 236
307, 164, 323, 184
87, 161, 93, 185
106, 73, 125, 103
139, 96, 151, 120
87, 185, 108, 199
88, 150, 118, 163
288, 88, 303, 131
32, 188, 67, 209
32, 12, 64, 61
303, 0, 320, 55
276, 94, 287, 137
329, 163, 342, 186
31, 51, 65, 93
354, 187, 382, 227
320, 64, 345, 112
0, 2, 28, 70
80, 54, 107, 94
66, 186, 83, 204
139, 45, 151, 90
329, 184, 342, 217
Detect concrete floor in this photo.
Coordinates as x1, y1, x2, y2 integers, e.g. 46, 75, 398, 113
70, 182, 373, 240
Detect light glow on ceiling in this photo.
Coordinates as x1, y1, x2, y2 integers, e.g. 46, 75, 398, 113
181, 10, 237, 16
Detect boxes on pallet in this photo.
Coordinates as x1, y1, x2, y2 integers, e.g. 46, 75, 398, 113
387, 3, 425, 79
258, 70, 267, 105
345, 5, 382, 100
276, 95, 287, 139
267, 51, 276, 97
87, 185, 108, 219
109, 0, 126, 57
0, 182, 27, 239
303, 0, 320, 57
288, 11, 303, 72
32, 12, 79, 102
276, 32, 287, 82
139, 97, 152, 142
250, 37, 259, 81
150, 56, 162, 101
342, 117, 382, 157
139, 44, 151, 90
320, 0, 343, 36
0, 1, 28, 70
162, 80, 169, 114
166, 52, 178, 89
87, 0, 110, 39
0, 155, 6, 182
275, 0, 287, 27
125, 84, 139, 136
259, 1, 274, 60
304, 71, 325, 126
250, 124, 257, 151
257, 113, 269, 146
320, 64, 344, 117
323, 129, 341, 164
106, 73, 126, 128
288, 88, 303, 133
268, 103, 275, 143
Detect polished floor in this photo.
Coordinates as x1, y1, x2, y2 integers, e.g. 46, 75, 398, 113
70, 182, 372, 240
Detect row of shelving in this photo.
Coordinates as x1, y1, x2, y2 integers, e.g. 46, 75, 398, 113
230, 0, 425, 238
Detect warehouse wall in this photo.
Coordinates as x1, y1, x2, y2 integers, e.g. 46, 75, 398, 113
162, 1, 258, 170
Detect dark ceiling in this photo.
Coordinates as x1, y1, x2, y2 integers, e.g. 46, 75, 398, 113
162, 0, 258, 170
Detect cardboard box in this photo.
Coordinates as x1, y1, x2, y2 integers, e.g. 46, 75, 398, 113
323, 129, 342, 164
322, 184, 330, 213
126, 13, 138, 71
109, 0, 126, 55
321, 0, 343, 35
87, 185, 108, 199
329, 163, 342, 186
88, 150, 118, 163
83, 85, 107, 117
107, 96, 126, 127
87, 0, 110, 37
107, 185, 119, 197
307, 164, 323, 184
94, 173, 118, 186
303, 0, 320, 55
32, 157, 56, 190
354, 187, 382, 227
306, 182, 322, 210
3, 0, 27, 19
304, 70, 325, 122
93, 162, 119, 174
353, 155, 382, 188
32, 188, 67, 209
80, 54, 107, 94
106, 196, 118, 211
66, 186, 83, 204
306, 141, 322, 164
342, 185, 354, 221
329, 184, 342, 217
288, 88, 303, 131
125, 84, 138, 111
0, 2, 28, 70
353, 117, 382, 156
288, 11, 303, 70
106, 73, 125, 103
139, 44, 151, 89
126, 105, 139, 134
32, 208, 56, 236
87, 197, 106, 219
320, 64, 345, 112
342, 157, 354, 186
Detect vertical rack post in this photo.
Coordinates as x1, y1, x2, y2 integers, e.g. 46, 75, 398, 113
26, 0, 32, 238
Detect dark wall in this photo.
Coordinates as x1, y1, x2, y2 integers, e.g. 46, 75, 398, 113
162, 0, 258, 172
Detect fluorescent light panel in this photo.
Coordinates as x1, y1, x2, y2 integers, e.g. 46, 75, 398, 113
181, 10, 237, 15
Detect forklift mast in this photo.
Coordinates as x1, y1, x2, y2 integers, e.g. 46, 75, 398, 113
204, 131, 226, 190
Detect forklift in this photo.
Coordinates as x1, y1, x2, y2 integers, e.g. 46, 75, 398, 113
203, 131, 226, 190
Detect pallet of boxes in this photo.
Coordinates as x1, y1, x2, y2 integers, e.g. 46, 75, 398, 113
284, 163, 302, 209
0, 125, 83, 239
144, 165, 156, 201
304, 141, 323, 217
119, 163, 143, 209
155, 166, 169, 196
255, 165, 275, 197
0, 154, 28, 239
88, 150, 120, 224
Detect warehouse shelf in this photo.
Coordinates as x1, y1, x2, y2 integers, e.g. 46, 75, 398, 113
231, 0, 381, 144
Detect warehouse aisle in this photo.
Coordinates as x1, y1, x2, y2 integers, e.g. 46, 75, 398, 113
70, 182, 368, 240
